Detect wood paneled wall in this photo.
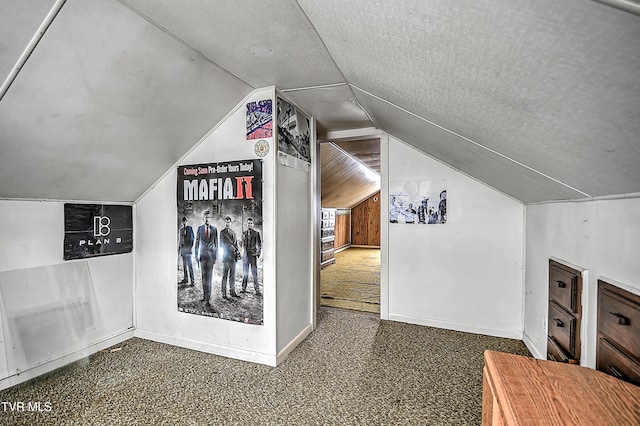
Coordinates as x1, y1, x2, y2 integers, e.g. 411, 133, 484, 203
351, 192, 380, 246
334, 209, 351, 249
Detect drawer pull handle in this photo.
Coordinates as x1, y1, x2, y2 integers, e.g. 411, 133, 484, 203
556, 280, 566, 288
609, 312, 630, 325
554, 319, 564, 327
607, 365, 625, 379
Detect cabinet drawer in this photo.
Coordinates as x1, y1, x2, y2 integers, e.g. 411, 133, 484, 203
598, 288, 640, 357
321, 228, 334, 238
596, 338, 640, 386
321, 240, 334, 251
321, 249, 335, 262
547, 336, 570, 363
549, 264, 579, 313
548, 302, 577, 358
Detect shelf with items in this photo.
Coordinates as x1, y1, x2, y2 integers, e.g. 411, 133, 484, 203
320, 208, 336, 269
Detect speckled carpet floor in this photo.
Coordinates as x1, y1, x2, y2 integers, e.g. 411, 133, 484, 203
0, 307, 530, 425
321, 247, 380, 313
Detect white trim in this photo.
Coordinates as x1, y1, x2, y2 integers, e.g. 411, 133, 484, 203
0, 329, 133, 391
0, 0, 68, 103
350, 84, 591, 199
599, 275, 640, 298
591, 0, 640, 16
0, 198, 134, 205
280, 82, 348, 92
526, 191, 640, 205
379, 134, 390, 320
135, 88, 268, 204
276, 324, 313, 365
324, 127, 384, 141
132, 203, 138, 331
548, 257, 588, 274
388, 313, 523, 340
522, 332, 544, 360
134, 329, 278, 366
114, 0, 251, 88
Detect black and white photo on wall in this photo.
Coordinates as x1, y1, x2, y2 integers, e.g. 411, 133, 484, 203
177, 159, 263, 325
389, 180, 447, 224
276, 96, 310, 163
63, 203, 133, 260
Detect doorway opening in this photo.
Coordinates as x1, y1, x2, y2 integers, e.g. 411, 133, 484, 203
319, 138, 381, 314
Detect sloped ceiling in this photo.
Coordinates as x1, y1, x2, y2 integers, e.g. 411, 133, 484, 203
334, 139, 380, 174
0, 0, 639, 203
320, 142, 380, 209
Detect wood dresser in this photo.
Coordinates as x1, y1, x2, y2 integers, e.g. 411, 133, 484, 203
596, 280, 640, 386
482, 350, 640, 425
547, 259, 582, 364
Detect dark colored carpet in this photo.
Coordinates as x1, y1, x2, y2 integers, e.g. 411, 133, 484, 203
0, 307, 530, 425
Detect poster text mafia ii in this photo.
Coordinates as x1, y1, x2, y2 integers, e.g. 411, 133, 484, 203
181, 161, 256, 201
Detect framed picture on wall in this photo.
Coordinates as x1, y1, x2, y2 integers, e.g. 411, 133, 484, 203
389, 180, 446, 224
246, 99, 273, 140
176, 159, 264, 325
276, 96, 311, 164
63, 203, 133, 260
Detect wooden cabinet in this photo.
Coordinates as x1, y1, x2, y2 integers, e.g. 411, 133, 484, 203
547, 259, 582, 364
597, 280, 640, 386
482, 350, 640, 425
320, 208, 336, 269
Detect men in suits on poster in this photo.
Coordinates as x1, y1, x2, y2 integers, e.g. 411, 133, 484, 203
195, 210, 218, 308
241, 217, 262, 296
177, 159, 264, 325
219, 216, 239, 299
178, 216, 195, 285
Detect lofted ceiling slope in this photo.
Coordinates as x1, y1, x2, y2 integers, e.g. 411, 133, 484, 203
320, 141, 380, 209
0, 0, 638, 203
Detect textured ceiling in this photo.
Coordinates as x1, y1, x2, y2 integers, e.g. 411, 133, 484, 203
0, 0, 251, 201
0, 0, 638, 203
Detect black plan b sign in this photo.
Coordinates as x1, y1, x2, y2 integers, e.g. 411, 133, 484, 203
64, 203, 133, 260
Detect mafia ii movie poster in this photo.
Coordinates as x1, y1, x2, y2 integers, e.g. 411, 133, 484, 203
176, 159, 264, 325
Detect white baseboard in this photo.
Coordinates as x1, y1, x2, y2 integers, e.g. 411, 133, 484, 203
388, 313, 523, 340
0, 329, 134, 391
522, 332, 544, 359
134, 329, 279, 366
276, 324, 313, 365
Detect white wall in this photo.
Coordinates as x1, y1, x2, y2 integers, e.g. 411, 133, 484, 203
0, 200, 133, 390
275, 142, 314, 358
523, 197, 640, 366
135, 88, 313, 366
386, 137, 525, 339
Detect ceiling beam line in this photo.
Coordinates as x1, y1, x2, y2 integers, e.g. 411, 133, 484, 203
350, 84, 592, 199
293, 0, 377, 129
281, 82, 348, 92
113, 0, 253, 89
590, 0, 640, 16
0, 0, 67, 103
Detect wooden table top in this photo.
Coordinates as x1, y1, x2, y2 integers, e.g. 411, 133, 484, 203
483, 350, 640, 425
